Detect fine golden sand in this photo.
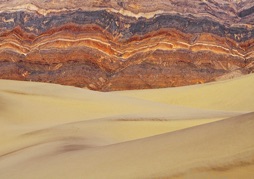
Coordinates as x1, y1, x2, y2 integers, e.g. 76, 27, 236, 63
0, 74, 254, 179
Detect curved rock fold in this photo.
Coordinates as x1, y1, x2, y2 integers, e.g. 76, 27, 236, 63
0, 0, 254, 91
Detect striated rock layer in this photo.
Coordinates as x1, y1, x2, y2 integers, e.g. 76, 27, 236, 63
0, 0, 254, 91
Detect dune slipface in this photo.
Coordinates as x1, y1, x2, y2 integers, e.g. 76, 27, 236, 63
0, 0, 254, 91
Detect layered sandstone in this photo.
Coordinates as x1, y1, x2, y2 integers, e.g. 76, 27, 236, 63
0, 0, 254, 91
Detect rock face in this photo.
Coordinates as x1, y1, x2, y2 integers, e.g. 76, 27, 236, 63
0, 0, 254, 91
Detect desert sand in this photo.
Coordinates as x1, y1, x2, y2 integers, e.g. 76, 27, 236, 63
0, 73, 254, 178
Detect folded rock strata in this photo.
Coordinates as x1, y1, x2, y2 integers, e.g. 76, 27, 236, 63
0, 0, 254, 91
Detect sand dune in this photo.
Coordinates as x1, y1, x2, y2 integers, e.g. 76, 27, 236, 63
117, 73, 254, 112
0, 112, 253, 179
0, 79, 235, 157
0, 74, 254, 178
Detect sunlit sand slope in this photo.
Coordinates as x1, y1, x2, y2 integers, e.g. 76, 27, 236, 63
0, 112, 253, 179
117, 73, 254, 112
0, 74, 253, 178
0, 79, 237, 156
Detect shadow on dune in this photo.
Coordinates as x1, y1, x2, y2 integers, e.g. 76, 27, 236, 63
0, 95, 6, 112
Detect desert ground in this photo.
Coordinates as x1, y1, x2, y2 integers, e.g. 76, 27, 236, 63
0, 73, 254, 179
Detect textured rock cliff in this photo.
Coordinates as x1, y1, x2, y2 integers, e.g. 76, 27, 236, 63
0, 0, 253, 91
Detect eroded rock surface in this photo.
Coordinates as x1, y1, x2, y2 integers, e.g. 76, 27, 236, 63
0, 0, 253, 91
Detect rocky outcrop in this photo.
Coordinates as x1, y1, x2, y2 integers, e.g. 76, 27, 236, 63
0, 0, 253, 91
